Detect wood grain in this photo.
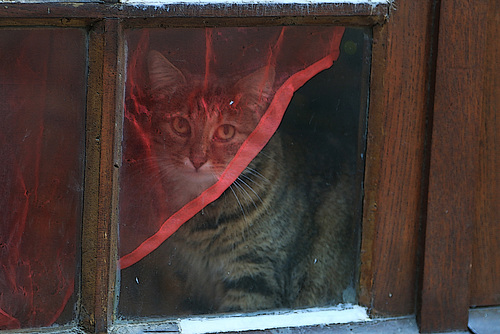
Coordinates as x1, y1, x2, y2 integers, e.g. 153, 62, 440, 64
80, 21, 105, 333
94, 19, 123, 334
0, 2, 388, 22
469, 0, 500, 308
80, 19, 123, 334
419, 0, 489, 332
359, 0, 434, 316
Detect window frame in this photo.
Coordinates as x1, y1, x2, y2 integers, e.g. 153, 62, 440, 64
87, 12, 384, 333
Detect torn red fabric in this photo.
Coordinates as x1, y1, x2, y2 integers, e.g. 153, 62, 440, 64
119, 26, 345, 269
0, 29, 85, 330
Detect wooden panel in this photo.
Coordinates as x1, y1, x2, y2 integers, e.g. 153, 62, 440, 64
80, 20, 105, 333
359, 0, 434, 316
469, 0, 500, 307
419, 0, 489, 332
0, 2, 388, 23
95, 18, 123, 334
81, 19, 123, 334
0, 18, 92, 27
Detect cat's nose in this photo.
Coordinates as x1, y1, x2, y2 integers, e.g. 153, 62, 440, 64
190, 156, 207, 170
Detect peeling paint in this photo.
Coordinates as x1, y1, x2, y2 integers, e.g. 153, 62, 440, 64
123, 0, 388, 4
0, 0, 391, 7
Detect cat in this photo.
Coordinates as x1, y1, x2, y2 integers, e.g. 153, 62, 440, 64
119, 50, 358, 317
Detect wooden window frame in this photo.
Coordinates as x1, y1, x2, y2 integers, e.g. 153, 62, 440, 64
2, 1, 494, 333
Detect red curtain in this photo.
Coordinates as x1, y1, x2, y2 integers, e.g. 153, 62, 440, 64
0, 29, 86, 330
119, 26, 345, 268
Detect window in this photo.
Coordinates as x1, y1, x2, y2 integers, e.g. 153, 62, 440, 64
117, 26, 369, 321
3, 0, 495, 333
0, 4, 382, 328
0, 28, 86, 330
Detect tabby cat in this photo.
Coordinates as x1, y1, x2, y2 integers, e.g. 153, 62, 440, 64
119, 50, 357, 316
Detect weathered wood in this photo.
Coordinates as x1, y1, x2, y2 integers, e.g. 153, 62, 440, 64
469, 0, 500, 308
0, 2, 388, 23
122, 15, 381, 28
359, 0, 434, 316
419, 0, 489, 332
95, 18, 122, 334
0, 18, 92, 26
80, 19, 123, 334
80, 20, 106, 333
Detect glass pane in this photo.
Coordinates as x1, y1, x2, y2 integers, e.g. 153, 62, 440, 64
119, 26, 370, 319
0, 29, 86, 330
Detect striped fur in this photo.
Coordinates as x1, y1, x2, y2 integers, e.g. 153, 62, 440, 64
120, 131, 357, 316
119, 52, 357, 317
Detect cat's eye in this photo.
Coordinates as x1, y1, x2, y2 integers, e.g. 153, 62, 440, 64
171, 117, 191, 137
214, 124, 236, 141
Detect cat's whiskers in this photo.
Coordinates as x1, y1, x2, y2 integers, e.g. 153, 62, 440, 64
233, 179, 258, 211
228, 184, 248, 223
124, 157, 167, 183
244, 167, 270, 184
126, 155, 169, 173
230, 181, 255, 242
126, 156, 201, 202
239, 173, 267, 191
235, 176, 267, 213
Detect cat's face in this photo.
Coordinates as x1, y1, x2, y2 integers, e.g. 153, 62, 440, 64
147, 51, 275, 203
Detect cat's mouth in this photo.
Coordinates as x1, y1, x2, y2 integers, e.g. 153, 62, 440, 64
169, 159, 221, 205
179, 157, 220, 184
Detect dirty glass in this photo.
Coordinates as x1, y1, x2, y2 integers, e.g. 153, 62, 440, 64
118, 26, 370, 318
0, 29, 86, 330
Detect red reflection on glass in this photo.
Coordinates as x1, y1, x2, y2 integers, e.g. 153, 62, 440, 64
119, 27, 345, 269
0, 29, 86, 330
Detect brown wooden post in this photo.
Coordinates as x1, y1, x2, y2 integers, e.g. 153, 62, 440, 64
469, 0, 500, 308
419, 0, 489, 332
360, 0, 435, 316
81, 18, 123, 334
95, 18, 122, 334
81, 19, 105, 333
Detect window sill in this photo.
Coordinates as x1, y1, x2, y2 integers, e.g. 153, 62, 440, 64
111, 304, 369, 333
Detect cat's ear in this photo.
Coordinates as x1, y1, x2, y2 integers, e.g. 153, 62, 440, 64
147, 50, 186, 95
235, 67, 276, 113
